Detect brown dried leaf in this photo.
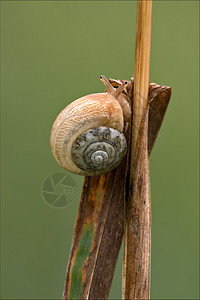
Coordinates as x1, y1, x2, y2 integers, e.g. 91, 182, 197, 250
63, 159, 126, 300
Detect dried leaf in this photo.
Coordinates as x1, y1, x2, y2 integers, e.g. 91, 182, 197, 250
148, 83, 171, 154
63, 158, 126, 299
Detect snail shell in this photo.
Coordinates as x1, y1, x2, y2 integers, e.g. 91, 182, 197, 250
50, 76, 131, 176
71, 126, 127, 174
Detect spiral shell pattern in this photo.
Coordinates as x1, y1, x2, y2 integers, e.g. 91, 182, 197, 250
71, 127, 127, 175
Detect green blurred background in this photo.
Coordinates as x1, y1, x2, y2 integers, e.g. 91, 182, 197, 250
1, 1, 199, 299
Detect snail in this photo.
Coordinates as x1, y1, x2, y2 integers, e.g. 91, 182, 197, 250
50, 75, 131, 176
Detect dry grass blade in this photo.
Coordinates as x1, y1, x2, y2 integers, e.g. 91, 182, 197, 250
62, 156, 127, 300
123, 83, 171, 299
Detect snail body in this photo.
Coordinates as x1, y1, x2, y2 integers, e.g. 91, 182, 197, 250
50, 76, 131, 176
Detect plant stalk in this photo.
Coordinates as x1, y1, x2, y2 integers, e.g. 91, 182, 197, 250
123, 0, 152, 299
132, 0, 152, 160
